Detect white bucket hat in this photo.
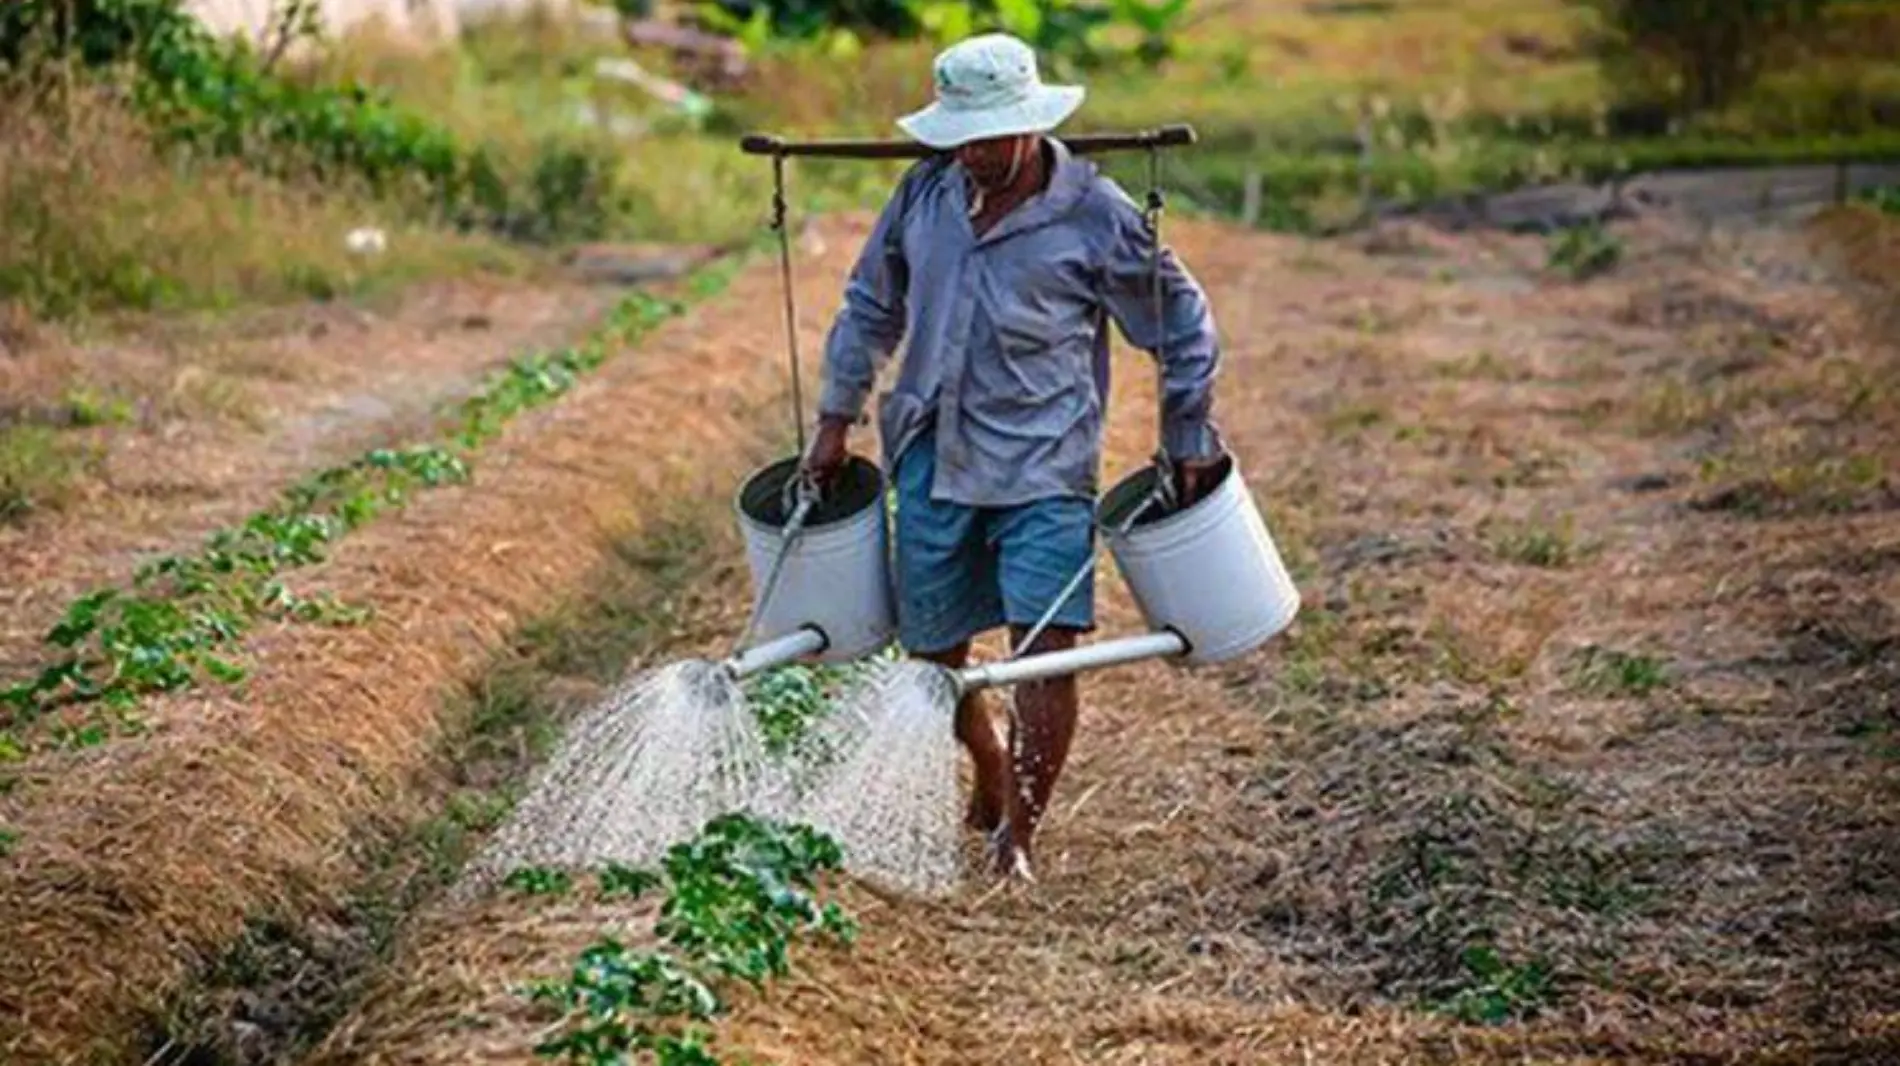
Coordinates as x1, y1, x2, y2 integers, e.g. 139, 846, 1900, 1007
897, 33, 1086, 150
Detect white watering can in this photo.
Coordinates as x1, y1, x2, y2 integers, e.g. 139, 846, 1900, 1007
724, 454, 897, 679
951, 451, 1300, 694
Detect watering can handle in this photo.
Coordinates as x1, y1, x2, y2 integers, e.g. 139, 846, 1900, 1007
734, 472, 822, 659
1151, 449, 1179, 513
781, 464, 822, 519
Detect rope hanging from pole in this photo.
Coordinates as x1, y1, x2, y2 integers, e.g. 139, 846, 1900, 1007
1145, 142, 1177, 511
771, 153, 807, 461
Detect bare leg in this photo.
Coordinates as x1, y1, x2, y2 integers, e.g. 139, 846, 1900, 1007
997, 625, 1081, 875
913, 641, 1011, 836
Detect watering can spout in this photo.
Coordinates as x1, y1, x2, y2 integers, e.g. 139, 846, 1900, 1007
722, 625, 829, 680
951, 629, 1190, 698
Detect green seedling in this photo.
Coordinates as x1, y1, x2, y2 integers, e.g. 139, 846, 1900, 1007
505, 866, 576, 897
1569, 644, 1669, 696
528, 815, 856, 1066
1432, 944, 1557, 1025
1546, 222, 1622, 280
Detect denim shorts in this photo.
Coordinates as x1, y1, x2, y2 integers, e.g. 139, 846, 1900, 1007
892, 429, 1096, 655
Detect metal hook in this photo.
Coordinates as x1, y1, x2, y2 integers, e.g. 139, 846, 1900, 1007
780, 461, 821, 518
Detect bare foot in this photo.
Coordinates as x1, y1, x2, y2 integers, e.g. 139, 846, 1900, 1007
964, 714, 1008, 832
965, 790, 1003, 833
984, 824, 1036, 883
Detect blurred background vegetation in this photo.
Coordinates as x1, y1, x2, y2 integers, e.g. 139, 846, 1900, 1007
1, 0, 1897, 321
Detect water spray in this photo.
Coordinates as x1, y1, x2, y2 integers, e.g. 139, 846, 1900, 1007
463, 121, 1305, 900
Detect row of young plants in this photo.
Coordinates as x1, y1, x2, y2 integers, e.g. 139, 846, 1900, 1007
0, 252, 751, 760
0, 0, 620, 241
511, 813, 859, 1066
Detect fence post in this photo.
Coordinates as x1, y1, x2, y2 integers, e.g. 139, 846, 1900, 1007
1357, 107, 1374, 224
1242, 169, 1263, 229
1835, 159, 1850, 204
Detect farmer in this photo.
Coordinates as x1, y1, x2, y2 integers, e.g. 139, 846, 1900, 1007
800, 32, 1227, 881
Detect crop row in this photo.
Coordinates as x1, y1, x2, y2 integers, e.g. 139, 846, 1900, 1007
0, 251, 751, 760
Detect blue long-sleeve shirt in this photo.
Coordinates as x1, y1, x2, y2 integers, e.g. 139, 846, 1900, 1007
815, 137, 1224, 509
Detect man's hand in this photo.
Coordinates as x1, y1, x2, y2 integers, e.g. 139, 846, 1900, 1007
1173, 453, 1225, 508
802, 415, 851, 489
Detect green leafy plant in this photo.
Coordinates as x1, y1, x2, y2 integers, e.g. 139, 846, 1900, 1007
1861, 184, 1900, 217
1432, 943, 1557, 1025
506, 866, 577, 897
654, 814, 857, 987
743, 665, 832, 754
527, 815, 856, 1066
1106, 0, 1189, 68
0, 0, 622, 242
1568, 644, 1670, 696
1546, 221, 1623, 280
743, 646, 896, 755
532, 941, 726, 1064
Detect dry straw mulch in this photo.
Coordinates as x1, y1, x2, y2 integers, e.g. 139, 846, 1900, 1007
0, 218, 868, 1064
299, 212, 1899, 1064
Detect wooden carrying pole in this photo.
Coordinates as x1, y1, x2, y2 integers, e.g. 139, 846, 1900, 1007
740, 123, 1197, 159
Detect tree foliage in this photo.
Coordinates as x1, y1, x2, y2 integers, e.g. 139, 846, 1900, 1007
1580, 0, 1833, 114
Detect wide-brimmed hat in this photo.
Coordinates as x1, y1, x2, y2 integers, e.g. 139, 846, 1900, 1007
896, 33, 1085, 150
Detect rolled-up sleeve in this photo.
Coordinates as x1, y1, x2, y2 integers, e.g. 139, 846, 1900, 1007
817, 175, 913, 423
1097, 188, 1224, 460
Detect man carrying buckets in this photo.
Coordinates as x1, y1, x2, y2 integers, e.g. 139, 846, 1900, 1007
800, 32, 1229, 882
